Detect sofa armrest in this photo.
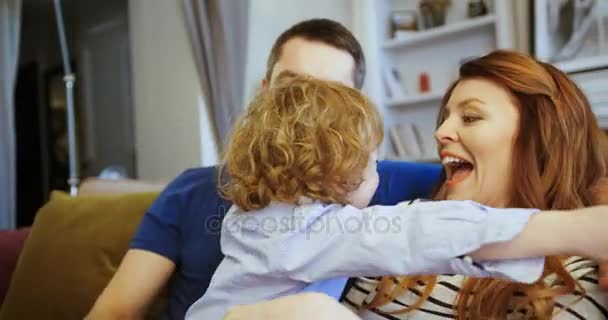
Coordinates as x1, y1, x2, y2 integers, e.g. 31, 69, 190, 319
0, 228, 30, 304
78, 178, 168, 196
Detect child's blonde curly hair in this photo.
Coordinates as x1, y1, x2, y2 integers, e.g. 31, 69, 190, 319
219, 71, 384, 211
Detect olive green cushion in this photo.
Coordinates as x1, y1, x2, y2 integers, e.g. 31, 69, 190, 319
0, 191, 161, 320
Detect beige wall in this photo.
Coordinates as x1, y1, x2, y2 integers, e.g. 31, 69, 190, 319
244, 0, 354, 101
512, 0, 531, 53
129, 0, 215, 180
129, 0, 355, 180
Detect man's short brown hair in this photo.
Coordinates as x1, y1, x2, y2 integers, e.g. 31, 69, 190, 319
265, 19, 366, 89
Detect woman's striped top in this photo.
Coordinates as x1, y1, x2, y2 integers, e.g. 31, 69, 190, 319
342, 257, 608, 319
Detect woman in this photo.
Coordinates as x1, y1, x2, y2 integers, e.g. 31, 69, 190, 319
225, 50, 608, 319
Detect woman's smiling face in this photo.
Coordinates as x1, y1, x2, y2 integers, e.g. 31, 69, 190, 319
435, 78, 520, 207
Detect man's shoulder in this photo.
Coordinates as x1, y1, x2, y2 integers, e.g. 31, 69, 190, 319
150, 166, 230, 218
164, 166, 218, 195
131, 166, 229, 268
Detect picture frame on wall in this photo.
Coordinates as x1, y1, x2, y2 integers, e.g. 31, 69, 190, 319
533, 0, 608, 72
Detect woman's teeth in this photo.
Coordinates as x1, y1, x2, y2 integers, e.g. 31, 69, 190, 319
442, 156, 466, 166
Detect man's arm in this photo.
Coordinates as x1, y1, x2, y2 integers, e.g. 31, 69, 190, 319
84, 169, 192, 319
86, 249, 175, 320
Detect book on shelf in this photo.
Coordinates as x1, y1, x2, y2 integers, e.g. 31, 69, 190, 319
382, 66, 406, 99
389, 123, 425, 159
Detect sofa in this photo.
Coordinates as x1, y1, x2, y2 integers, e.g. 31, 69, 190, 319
0, 228, 29, 304
0, 161, 442, 319
0, 178, 167, 320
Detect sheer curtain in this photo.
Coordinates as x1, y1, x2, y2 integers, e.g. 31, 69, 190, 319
0, 0, 22, 230
181, 0, 250, 152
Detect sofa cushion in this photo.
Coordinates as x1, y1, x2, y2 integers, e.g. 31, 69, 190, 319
0, 191, 160, 320
0, 228, 30, 305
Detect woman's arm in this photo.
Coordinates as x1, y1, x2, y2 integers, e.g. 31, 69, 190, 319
223, 293, 360, 320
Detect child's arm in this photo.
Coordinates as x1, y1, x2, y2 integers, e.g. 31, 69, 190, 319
471, 206, 608, 262
224, 200, 551, 284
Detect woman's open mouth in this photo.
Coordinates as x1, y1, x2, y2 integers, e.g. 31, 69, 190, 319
442, 155, 474, 186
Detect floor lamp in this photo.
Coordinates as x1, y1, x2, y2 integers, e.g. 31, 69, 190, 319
53, 0, 79, 196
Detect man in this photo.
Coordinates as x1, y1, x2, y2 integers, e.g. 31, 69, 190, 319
87, 18, 441, 320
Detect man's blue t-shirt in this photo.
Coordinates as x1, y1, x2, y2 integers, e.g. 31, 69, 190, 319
131, 161, 441, 319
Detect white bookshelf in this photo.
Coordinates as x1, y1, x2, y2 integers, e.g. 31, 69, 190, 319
352, 0, 515, 163
556, 55, 608, 74
569, 68, 608, 129
554, 58, 608, 130
534, 0, 608, 129
386, 91, 443, 108
383, 14, 496, 50
386, 154, 441, 163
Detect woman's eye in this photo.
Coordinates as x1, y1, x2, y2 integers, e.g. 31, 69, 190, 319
462, 115, 480, 124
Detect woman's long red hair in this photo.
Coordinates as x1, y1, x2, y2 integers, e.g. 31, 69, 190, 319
365, 50, 608, 319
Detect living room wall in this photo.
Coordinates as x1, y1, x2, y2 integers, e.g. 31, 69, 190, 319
128, 0, 216, 180
243, 0, 354, 102
127, 0, 531, 181
17, 0, 133, 205
129, 0, 355, 181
